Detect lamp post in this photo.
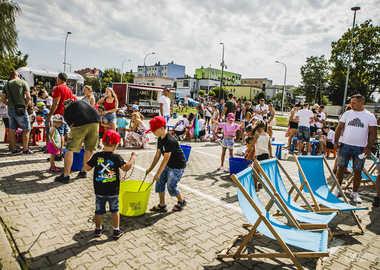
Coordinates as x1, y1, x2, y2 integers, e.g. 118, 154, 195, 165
143, 52, 155, 85
219, 43, 225, 100
342, 6, 360, 113
63, 31, 72, 72
121, 59, 131, 83
276, 60, 287, 113
65, 63, 72, 73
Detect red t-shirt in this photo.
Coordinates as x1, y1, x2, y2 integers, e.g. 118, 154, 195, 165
52, 84, 77, 115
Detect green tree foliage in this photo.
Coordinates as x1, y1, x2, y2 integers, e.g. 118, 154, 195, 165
211, 87, 228, 100
0, 50, 27, 79
197, 90, 205, 97
99, 68, 134, 92
253, 91, 266, 103
208, 90, 215, 97
84, 76, 100, 93
328, 20, 380, 104
0, 0, 21, 57
299, 55, 329, 103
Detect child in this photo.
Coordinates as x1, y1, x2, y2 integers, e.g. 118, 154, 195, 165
116, 109, 128, 147
246, 120, 273, 191
197, 115, 206, 141
204, 103, 212, 128
48, 115, 64, 172
85, 130, 137, 239
319, 126, 335, 155
210, 105, 219, 141
174, 114, 190, 140
211, 113, 242, 172
146, 116, 187, 212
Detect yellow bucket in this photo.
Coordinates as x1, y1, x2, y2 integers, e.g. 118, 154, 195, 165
119, 180, 152, 217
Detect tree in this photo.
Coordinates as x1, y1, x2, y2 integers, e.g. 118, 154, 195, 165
197, 90, 205, 97
208, 91, 215, 97
328, 20, 380, 104
211, 87, 228, 101
84, 76, 100, 93
299, 55, 329, 103
0, 50, 28, 79
0, 0, 21, 58
253, 91, 266, 103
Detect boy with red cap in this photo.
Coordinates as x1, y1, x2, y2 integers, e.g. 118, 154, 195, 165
146, 116, 187, 212
85, 130, 137, 239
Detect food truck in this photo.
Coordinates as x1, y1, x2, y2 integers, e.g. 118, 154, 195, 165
112, 83, 175, 117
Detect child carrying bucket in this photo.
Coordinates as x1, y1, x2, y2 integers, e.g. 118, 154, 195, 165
145, 116, 187, 212
48, 115, 64, 172
85, 130, 137, 239
211, 113, 242, 173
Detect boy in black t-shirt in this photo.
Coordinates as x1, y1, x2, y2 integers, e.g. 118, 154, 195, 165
146, 116, 187, 212
86, 130, 137, 239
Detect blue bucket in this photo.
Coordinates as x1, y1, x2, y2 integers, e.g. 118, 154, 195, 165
180, 145, 191, 162
229, 157, 252, 175
71, 148, 85, 171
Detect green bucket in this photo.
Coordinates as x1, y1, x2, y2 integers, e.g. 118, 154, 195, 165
119, 180, 152, 217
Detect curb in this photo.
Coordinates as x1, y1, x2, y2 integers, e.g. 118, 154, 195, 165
0, 218, 22, 270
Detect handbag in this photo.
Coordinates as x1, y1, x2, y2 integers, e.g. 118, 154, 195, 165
6, 83, 26, 116
0, 103, 7, 118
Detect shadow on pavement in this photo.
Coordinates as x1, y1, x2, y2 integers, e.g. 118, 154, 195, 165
366, 206, 380, 234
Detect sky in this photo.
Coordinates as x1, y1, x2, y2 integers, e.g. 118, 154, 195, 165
15, 0, 380, 86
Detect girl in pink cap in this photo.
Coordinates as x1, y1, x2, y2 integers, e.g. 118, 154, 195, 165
211, 112, 242, 172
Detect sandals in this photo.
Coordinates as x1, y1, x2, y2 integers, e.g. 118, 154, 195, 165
150, 204, 168, 212
173, 200, 187, 211
50, 167, 62, 172
255, 183, 263, 192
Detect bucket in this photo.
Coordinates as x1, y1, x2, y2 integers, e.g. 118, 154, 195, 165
180, 145, 191, 162
229, 157, 252, 175
71, 148, 85, 171
119, 180, 152, 216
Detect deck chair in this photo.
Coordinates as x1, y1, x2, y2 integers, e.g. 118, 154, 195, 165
343, 158, 377, 190
217, 167, 329, 270
294, 155, 366, 235
255, 159, 336, 230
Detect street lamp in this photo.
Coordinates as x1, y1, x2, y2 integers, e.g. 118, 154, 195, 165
276, 60, 287, 113
342, 6, 360, 113
65, 63, 72, 73
121, 59, 131, 83
219, 43, 225, 100
63, 31, 72, 72
143, 52, 155, 85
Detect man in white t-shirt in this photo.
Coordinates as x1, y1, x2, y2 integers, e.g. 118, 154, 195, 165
333, 94, 377, 203
254, 98, 268, 120
159, 87, 171, 123
295, 103, 314, 155
174, 114, 190, 140
315, 105, 326, 129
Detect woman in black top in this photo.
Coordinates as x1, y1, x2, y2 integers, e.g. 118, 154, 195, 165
288, 104, 301, 150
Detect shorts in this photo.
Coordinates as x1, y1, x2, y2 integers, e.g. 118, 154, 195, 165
57, 122, 70, 136
8, 108, 31, 131
268, 119, 276, 127
155, 166, 185, 196
95, 195, 119, 215
99, 131, 104, 139
198, 112, 204, 119
118, 130, 126, 138
337, 143, 365, 171
102, 112, 116, 123
326, 141, 334, 149
205, 116, 210, 121
66, 122, 99, 152
256, 153, 269, 161
222, 137, 234, 150
47, 141, 60, 155
199, 130, 206, 137
289, 121, 298, 129
164, 115, 170, 123
297, 126, 310, 142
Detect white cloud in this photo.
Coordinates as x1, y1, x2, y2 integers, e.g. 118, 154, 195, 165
16, 0, 380, 86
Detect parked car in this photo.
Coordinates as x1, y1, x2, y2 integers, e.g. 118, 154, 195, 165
187, 98, 199, 107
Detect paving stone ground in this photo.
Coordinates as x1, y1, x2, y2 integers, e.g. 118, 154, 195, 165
0, 120, 379, 269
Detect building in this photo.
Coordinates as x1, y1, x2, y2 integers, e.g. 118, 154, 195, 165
74, 68, 100, 78
176, 78, 220, 99
265, 85, 294, 103
195, 67, 241, 85
241, 78, 273, 90
225, 85, 262, 100
136, 62, 185, 82
134, 76, 174, 87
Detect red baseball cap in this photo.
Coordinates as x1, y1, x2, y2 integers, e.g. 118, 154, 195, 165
146, 116, 166, 133
102, 130, 120, 145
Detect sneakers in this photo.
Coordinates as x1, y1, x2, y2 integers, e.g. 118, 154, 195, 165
94, 227, 105, 237
307, 152, 311, 156
113, 229, 124, 239
218, 166, 224, 171
78, 170, 87, 178
22, 148, 35, 155
11, 150, 21, 155
332, 188, 340, 197
49, 167, 62, 172
54, 174, 70, 184
350, 192, 362, 203
373, 196, 380, 207
224, 168, 230, 173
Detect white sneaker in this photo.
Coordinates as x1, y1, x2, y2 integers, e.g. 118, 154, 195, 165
218, 166, 224, 171
307, 152, 311, 156
224, 168, 230, 173
350, 192, 362, 203
332, 188, 340, 197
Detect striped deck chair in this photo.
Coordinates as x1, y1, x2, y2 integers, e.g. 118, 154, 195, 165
294, 155, 366, 235
217, 167, 329, 270
255, 159, 337, 232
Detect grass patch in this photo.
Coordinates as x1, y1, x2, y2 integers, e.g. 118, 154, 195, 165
173, 106, 198, 115
275, 116, 289, 127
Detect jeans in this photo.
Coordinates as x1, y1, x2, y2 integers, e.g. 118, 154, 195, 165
155, 166, 185, 196
164, 115, 170, 123
95, 194, 119, 215
297, 126, 310, 142
337, 143, 365, 171
8, 108, 31, 131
